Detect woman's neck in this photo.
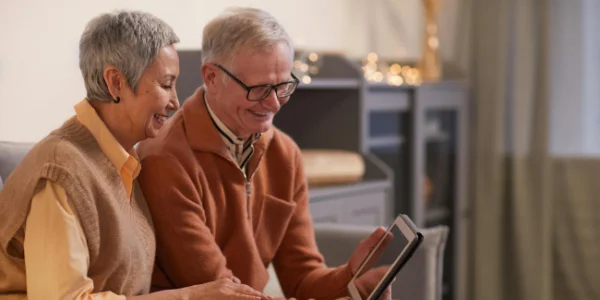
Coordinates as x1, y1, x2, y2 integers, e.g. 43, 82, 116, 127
89, 100, 138, 150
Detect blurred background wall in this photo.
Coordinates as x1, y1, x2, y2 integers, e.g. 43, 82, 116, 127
0, 0, 468, 142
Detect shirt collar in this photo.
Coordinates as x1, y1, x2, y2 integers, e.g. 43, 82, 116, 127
203, 92, 261, 147
73, 99, 141, 180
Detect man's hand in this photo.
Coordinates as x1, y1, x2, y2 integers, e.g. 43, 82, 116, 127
354, 265, 392, 299
273, 228, 394, 300
347, 227, 394, 300
348, 227, 393, 276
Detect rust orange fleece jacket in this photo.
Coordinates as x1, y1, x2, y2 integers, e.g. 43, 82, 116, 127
136, 87, 353, 300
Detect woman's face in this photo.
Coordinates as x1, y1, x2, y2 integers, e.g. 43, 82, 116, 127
121, 45, 180, 140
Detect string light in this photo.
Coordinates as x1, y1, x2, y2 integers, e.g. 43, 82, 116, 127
361, 52, 422, 86
293, 50, 324, 85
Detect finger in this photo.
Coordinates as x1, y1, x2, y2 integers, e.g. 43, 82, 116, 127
381, 286, 392, 300
234, 283, 270, 299
362, 227, 387, 248
349, 227, 391, 275
361, 227, 390, 259
232, 293, 263, 299
381, 230, 394, 247
230, 276, 242, 284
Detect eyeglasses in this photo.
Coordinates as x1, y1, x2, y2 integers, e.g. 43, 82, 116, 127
213, 63, 300, 101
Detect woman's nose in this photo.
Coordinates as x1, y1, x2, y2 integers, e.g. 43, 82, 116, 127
168, 95, 180, 111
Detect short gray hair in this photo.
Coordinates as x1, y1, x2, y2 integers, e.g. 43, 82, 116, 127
202, 7, 293, 68
79, 10, 180, 101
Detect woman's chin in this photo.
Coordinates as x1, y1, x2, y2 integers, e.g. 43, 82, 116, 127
145, 123, 162, 139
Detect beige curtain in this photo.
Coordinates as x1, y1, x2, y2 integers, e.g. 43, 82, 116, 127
469, 0, 600, 299
552, 157, 600, 300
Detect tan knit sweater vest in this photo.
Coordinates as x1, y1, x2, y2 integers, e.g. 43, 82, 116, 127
0, 117, 155, 297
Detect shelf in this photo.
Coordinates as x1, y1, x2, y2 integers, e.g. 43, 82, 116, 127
425, 207, 451, 224
309, 179, 390, 200
296, 78, 360, 90
308, 153, 393, 202
368, 136, 405, 148
425, 131, 449, 143
366, 91, 410, 112
367, 82, 416, 91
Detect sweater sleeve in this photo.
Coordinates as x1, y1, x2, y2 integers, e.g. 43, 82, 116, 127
272, 149, 353, 300
24, 180, 126, 300
137, 155, 234, 288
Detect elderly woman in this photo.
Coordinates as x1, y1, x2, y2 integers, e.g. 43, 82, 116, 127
0, 11, 270, 300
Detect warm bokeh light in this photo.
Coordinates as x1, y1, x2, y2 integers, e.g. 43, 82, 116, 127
361, 53, 422, 86
390, 64, 402, 75
302, 75, 312, 84
309, 66, 319, 75
367, 52, 378, 63
300, 63, 309, 72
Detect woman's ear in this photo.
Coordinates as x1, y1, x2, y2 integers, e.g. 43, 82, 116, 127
103, 65, 124, 100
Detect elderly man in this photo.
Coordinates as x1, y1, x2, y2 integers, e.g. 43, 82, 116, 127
137, 7, 389, 300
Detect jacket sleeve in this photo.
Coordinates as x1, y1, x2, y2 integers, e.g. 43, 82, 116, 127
272, 148, 353, 300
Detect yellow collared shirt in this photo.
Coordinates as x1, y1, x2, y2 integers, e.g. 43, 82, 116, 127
24, 99, 140, 300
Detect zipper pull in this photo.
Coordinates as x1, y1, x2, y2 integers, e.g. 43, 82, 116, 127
246, 181, 251, 219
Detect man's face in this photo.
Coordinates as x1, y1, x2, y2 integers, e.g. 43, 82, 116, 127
204, 43, 294, 138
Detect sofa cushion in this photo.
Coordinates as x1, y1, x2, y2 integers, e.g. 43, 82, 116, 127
0, 141, 34, 181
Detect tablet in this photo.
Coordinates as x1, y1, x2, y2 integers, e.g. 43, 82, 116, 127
347, 214, 423, 300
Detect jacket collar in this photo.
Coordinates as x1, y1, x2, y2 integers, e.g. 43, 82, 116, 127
182, 87, 274, 172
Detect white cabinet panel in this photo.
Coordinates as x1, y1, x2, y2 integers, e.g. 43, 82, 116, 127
309, 190, 389, 227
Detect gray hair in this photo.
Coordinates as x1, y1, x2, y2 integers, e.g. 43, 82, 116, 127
79, 10, 180, 101
202, 7, 293, 69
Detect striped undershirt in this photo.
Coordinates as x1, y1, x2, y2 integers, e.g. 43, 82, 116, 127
204, 93, 261, 175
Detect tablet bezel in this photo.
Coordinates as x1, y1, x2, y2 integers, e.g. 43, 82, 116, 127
347, 214, 423, 300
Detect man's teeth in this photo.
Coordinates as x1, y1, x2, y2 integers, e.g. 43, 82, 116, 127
154, 114, 167, 123
250, 110, 268, 117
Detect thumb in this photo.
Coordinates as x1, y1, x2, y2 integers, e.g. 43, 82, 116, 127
349, 227, 387, 274
363, 227, 387, 247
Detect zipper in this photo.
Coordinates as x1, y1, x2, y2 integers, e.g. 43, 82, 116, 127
213, 144, 267, 221
244, 171, 251, 219
243, 149, 267, 221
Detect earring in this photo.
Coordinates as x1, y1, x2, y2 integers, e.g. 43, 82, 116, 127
113, 97, 120, 104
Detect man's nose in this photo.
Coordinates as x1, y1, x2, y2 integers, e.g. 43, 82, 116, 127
260, 89, 281, 111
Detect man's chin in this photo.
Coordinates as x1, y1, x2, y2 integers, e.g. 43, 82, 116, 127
256, 121, 273, 133
246, 119, 272, 133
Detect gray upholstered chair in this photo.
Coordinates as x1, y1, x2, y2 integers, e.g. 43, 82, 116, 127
0, 141, 33, 186
264, 223, 449, 300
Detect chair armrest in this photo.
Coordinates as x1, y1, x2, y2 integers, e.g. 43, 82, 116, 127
313, 223, 449, 300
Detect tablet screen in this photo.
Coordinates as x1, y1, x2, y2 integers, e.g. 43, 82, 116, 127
353, 222, 415, 300
357, 223, 409, 278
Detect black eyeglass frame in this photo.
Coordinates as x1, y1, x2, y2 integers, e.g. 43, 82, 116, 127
212, 63, 300, 101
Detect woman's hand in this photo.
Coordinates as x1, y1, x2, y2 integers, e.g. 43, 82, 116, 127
183, 278, 272, 300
